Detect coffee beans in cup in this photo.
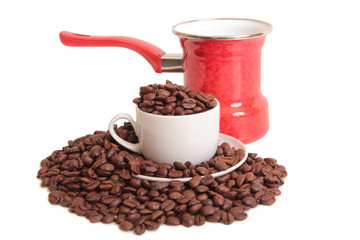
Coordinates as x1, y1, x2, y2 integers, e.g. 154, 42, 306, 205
133, 80, 217, 115
37, 122, 287, 235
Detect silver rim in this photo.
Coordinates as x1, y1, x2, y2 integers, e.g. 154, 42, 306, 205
172, 18, 272, 40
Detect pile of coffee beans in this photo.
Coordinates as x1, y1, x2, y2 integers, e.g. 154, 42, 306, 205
133, 80, 217, 115
37, 124, 287, 235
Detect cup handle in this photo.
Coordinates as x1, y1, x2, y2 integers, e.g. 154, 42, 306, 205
108, 113, 142, 154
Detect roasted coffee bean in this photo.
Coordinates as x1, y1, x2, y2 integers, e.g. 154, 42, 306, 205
240, 163, 252, 173
165, 216, 181, 226
143, 100, 155, 107
221, 212, 234, 225
213, 194, 225, 206
176, 194, 191, 204
174, 107, 185, 115
200, 206, 215, 216
173, 161, 187, 170
119, 221, 134, 231
168, 170, 183, 178
178, 91, 188, 99
242, 196, 257, 208
215, 160, 229, 171
48, 191, 66, 205
181, 212, 194, 227
123, 199, 139, 209
134, 224, 146, 235
155, 215, 166, 225
70, 197, 85, 208
182, 98, 197, 109
189, 175, 202, 188
201, 175, 214, 185
168, 191, 182, 200
148, 189, 160, 198
194, 214, 206, 226
164, 83, 178, 91
156, 163, 171, 170
173, 204, 186, 214
134, 215, 147, 226
201, 199, 213, 206
128, 177, 141, 189
161, 105, 173, 115
102, 214, 115, 224
73, 207, 87, 216
215, 184, 230, 194
165, 96, 177, 103
245, 172, 256, 182
157, 89, 171, 97
118, 170, 132, 180
86, 192, 102, 202
143, 93, 156, 101
196, 167, 209, 175
268, 188, 281, 196
228, 207, 248, 221
258, 192, 276, 203
155, 167, 168, 177
99, 163, 114, 172
144, 220, 160, 230
142, 163, 158, 173
161, 200, 176, 212
150, 181, 169, 190
206, 211, 222, 222
115, 213, 126, 224
82, 153, 94, 166
251, 182, 265, 193
216, 174, 231, 184
236, 174, 245, 187
188, 202, 202, 214
126, 213, 141, 223
150, 210, 164, 221
140, 86, 154, 94
86, 211, 103, 223
99, 180, 114, 190
195, 185, 209, 193
108, 198, 122, 208
147, 201, 161, 211
206, 99, 217, 109
262, 197, 276, 206
89, 145, 102, 158
196, 93, 209, 104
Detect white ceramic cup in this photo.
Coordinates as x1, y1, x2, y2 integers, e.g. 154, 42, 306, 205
108, 100, 220, 165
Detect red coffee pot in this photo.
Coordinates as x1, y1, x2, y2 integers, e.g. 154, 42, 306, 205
59, 18, 272, 144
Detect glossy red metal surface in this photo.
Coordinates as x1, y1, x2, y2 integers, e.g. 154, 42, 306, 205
179, 36, 269, 144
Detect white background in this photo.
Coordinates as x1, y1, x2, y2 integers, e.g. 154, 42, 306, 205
1, 0, 359, 239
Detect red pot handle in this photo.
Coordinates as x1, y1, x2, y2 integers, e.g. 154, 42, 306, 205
59, 31, 165, 73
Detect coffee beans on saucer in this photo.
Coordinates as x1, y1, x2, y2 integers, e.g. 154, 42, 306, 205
37, 122, 287, 235
117, 122, 244, 178
133, 80, 217, 115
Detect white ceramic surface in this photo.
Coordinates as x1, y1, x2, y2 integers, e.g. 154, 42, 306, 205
108, 100, 220, 165
132, 133, 248, 182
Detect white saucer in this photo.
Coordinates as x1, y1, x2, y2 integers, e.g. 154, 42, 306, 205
132, 133, 248, 182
